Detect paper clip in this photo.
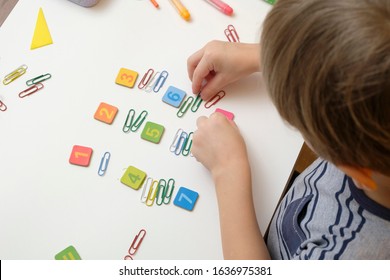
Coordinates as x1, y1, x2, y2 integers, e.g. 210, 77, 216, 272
0, 100, 7, 112
175, 131, 188, 155
144, 71, 160, 92
124, 229, 147, 259
170, 128, 184, 152
141, 177, 154, 203
177, 96, 194, 118
164, 178, 175, 204
123, 109, 136, 133
224, 24, 240, 42
146, 180, 159, 206
131, 110, 148, 132
18, 83, 44, 98
155, 179, 167, 206
182, 132, 193, 156
138, 68, 154, 89
98, 152, 111, 176
26, 73, 52, 86
205, 90, 225, 108
153, 70, 169, 92
3, 64, 28, 85
191, 94, 202, 112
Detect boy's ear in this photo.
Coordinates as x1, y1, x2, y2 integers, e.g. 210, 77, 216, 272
338, 165, 377, 190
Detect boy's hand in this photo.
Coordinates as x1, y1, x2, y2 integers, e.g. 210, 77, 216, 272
187, 41, 261, 101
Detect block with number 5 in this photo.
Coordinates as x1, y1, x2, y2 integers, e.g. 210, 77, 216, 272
173, 187, 199, 211
121, 166, 146, 190
141, 121, 165, 144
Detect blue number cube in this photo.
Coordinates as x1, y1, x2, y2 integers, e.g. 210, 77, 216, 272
173, 187, 199, 211
162, 86, 186, 108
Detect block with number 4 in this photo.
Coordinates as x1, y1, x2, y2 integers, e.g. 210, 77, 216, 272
173, 187, 199, 211
115, 68, 138, 88
121, 166, 146, 190
69, 145, 93, 167
141, 121, 165, 144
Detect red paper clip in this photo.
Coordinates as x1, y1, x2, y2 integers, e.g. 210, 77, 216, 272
124, 229, 147, 260
19, 83, 44, 98
138, 68, 155, 89
0, 100, 7, 112
224, 24, 240, 42
205, 90, 226, 108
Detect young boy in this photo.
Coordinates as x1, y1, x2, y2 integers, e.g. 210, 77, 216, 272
187, 0, 390, 259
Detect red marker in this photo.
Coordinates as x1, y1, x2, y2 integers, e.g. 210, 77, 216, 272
204, 0, 233, 16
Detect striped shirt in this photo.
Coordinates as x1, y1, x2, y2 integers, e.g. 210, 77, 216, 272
266, 159, 390, 259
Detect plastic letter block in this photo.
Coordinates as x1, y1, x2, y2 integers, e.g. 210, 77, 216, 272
121, 166, 146, 190
162, 86, 186, 108
94, 102, 118, 124
141, 121, 165, 144
173, 187, 199, 211
69, 145, 93, 167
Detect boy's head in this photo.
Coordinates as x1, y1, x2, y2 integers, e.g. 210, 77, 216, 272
261, 0, 390, 179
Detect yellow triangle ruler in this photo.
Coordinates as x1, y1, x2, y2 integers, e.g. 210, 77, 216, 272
30, 8, 53, 50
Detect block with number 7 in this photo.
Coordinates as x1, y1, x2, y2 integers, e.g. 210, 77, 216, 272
173, 187, 199, 211
121, 166, 146, 190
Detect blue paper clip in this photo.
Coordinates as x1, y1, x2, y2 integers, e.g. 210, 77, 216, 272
174, 131, 188, 155
205, 90, 225, 109
141, 177, 154, 203
124, 229, 147, 259
18, 83, 44, 98
26, 73, 52, 86
191, 94, 202, 112
0, 100, 7, 112
177, 96, 194, 118
182, 132, 193, 156
153, 70, 169, 92
170, 129, 183, 153
98, 152, 111, 176
138, 68, 154, 89
146, 180, 159, 206
144, 71, 160, 92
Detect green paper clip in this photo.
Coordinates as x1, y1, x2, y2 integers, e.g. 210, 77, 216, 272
131, 110, 148, 132
156, 179, 167, 206
177, 96, 194, 118
191, 94, 202, 112
123, 109, 136, 133
164, 178, 175, 204
182, 132, 193, 156
26, 73, 52, 86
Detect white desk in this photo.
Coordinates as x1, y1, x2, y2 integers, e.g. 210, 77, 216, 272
0, 0, 303, 259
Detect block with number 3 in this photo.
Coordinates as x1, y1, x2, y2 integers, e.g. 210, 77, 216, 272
173, 187, 199, 211
69, 145, 93, 167
141, 121, 165, 144
115, 68, 138, 88
121, 166, 146, 190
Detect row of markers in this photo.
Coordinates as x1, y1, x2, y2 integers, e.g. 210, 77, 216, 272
0, 64, 51, 111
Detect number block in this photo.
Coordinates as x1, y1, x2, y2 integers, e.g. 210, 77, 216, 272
121, 166, 146, 190
162, 86, 186, 108
69, 145, 93, 167
173, 187, 199, 211
55, 245, 81, 260
115, 68, 138, 88
141, 121, 165, 144
94, 102, 118, 124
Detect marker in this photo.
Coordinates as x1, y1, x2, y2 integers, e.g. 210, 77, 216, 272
150, 0, 159, 8
204, 0, 233, 16
169, 0, 191, 21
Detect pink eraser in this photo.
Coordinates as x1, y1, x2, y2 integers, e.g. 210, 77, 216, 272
215, 108, 234, 120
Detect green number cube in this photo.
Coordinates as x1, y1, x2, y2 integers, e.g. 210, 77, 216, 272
55, 245, 81, 260
121, 166, 146, 190
141, 122, 165, 144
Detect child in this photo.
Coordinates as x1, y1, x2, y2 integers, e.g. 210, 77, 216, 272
187, 0, 390, 259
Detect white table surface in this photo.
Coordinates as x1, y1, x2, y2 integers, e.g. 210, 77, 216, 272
0, 0, 303, 259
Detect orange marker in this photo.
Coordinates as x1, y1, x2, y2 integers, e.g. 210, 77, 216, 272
150, 0, 159, 8
169, 0, 191, 21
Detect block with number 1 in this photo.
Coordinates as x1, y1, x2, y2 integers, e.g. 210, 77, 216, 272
69, 145, 93, 167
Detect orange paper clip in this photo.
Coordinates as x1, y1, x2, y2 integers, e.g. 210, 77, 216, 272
19, 83, 44, 98
224, 24, 240, 42
150, 0, 159, 8
205, 90, 225, 108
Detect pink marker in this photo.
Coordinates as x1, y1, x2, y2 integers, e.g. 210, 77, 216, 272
204, 0, 233, 16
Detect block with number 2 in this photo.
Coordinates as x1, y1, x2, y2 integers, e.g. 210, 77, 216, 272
121, 166, 146, 190
94, 102, 118, 124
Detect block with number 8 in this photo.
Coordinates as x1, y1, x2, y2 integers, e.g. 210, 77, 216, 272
121, 166, 146, 190
141, 121, 165, 144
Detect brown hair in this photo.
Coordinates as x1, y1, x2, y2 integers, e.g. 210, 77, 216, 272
261, 0, 390, 175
